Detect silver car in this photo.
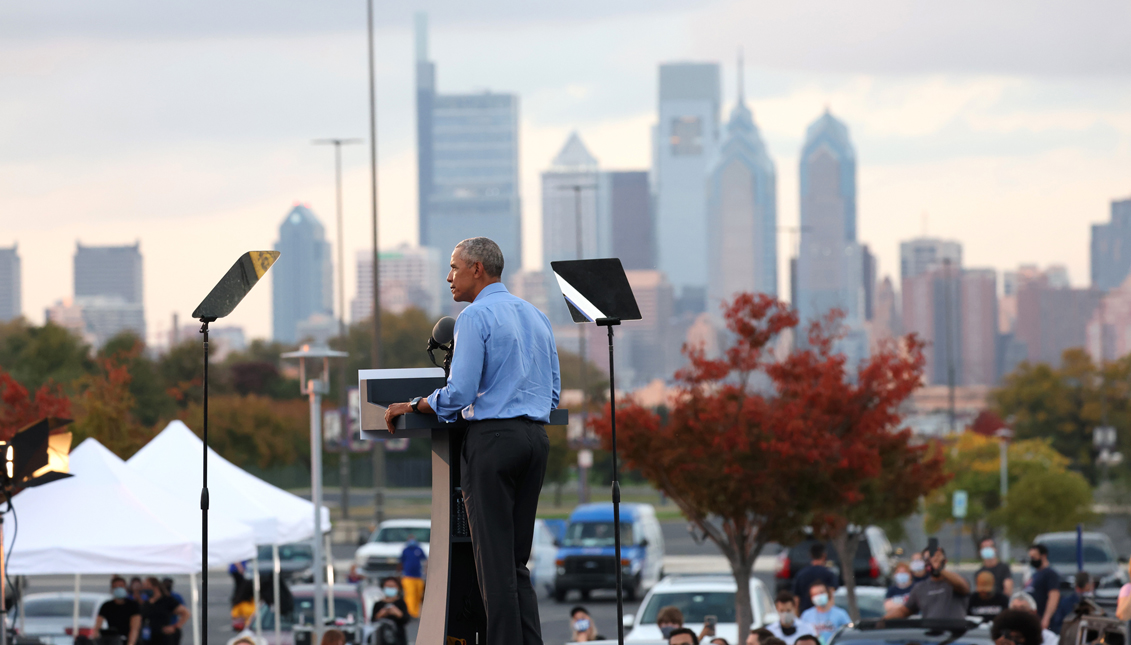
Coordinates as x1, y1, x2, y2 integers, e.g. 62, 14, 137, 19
13, 592, 112, 645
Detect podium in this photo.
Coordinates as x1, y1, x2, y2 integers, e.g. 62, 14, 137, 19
358, 368, 568, 645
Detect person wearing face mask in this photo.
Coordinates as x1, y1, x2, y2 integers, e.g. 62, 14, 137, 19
884, 546, 969, 620
909, 553, 929, 584
767, 590, 817, 645
799, 583, 850, 645
976, 538, 1014, 596
140, 578, 188, 645
370, 577, 410, 645
569, 606, 604, 642
1023, 544, 1060, 630
884, 562, 916, 612
968, 570, 1011, 618
94, 577, 141, 645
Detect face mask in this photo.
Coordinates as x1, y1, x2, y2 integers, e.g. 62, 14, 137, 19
981, 547, 996, 560
112, 588, 128, 600
780, 611, 796, 626
1030, 558, 1042, 569
660, 626, 674, 639
812, 593, 829, 608
574, 618, 590, 633
383, 587, 398, 598
910, 561, 925, 574
894, 572, 911, 587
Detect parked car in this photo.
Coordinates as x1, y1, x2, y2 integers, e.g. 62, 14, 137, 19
834, 586, 887, 619
529, 518, 559, 597
553, 503, 665, 602
625, 575, 777, 643
776, 526, 896, 591
257, 543, 315, 581
830, 618, 992, 645
11, 592, 111, 645
1032, 532, 1121, 590
353, 519, 431, 578
253, 583, 377, 645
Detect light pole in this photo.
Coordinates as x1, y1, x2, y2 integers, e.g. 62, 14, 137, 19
995, 425, 1013, 561
313, 138, 363, 518
281, 345, 347, 645
365, 0, 386, 529
559, 183, 595, 502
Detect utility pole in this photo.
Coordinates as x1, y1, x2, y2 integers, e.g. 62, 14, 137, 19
366, 0, 386, 528
313, 137, 363, 518
560, 183, 594, 502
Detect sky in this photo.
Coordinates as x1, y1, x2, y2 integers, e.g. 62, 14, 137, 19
3, 0, 1131, 343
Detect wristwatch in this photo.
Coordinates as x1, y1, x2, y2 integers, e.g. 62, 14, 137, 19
410, 396, 423, 413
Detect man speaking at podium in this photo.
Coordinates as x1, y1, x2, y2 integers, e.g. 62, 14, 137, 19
384, 236, 561, 645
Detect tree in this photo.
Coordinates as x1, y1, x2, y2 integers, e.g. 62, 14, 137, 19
99, 332, 177, 426
0, 368, 72, 441
590, 294, 944, 634
70, 352, 152, 458
993, 470, 1094, 545
0, 319, 95, 391
924, 432, 1093, 547
544, 423, 575, 507
178, 395, 311, 469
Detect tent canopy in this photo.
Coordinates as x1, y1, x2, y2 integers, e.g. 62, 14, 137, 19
5, 438, 255, 575
127, 421, 331, 545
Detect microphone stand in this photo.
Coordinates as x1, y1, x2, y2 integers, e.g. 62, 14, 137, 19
427, 341, 453, 379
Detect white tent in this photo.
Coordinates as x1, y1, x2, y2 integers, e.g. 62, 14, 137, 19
127, 421, 331, 545
5, 437, 255, 574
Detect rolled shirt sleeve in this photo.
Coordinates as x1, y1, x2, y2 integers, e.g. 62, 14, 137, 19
427, 311, 486, 423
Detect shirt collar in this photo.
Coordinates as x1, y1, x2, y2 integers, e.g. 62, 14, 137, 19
474, 282, 508, 302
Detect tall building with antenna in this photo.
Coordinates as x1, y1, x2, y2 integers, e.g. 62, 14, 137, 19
414, 13, 522, 284
705, 54, 777, 308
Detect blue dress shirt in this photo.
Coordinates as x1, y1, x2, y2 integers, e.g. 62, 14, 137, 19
426, 283, 561, 423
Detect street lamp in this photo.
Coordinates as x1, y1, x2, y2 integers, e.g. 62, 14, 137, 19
281, 344, 347, 645
994, 425, 1014, 561
313, 137, 363, 519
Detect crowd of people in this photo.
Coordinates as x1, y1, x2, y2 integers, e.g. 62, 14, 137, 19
90, 577, 190, 645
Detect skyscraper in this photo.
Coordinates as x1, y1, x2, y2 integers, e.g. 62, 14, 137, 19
541, 132, 606, 269
608, 171, 654, 271
900, 237, 963, 281
653, 62, 721, 303
1092, 197, 1131, 291
796, 109, 865, 361
705, 59, 777, 308
273, 204, 332, 343
960, 268, 998, 385
0, 244, 20, 322
72, 242, 145, 345
415, 13, 522, 282
351, 245, 444, 321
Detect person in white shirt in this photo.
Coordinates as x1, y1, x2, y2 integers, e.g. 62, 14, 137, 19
766, 590, 818, 645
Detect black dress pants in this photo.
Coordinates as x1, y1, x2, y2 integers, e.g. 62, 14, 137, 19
461, 417, 549, 645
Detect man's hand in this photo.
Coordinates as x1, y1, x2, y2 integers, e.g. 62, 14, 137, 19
162, 626, 176, 635
384, 403, 413, 432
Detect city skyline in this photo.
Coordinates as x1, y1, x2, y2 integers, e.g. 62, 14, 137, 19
3, 2, 1131, 341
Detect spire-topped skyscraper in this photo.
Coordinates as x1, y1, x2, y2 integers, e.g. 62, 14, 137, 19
705, 53, 777, 308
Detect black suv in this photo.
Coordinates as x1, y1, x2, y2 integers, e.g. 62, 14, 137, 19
776, 536, 889, 592
830, 619, 993, 645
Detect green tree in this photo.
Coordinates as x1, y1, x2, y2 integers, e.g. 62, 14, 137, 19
178, 394, 311, 469
992, 469, 1094, 545
0, 319, 95, 391
99, 332, 177, 426
544, 423, 576, 507
924, 432, 1091, 546
70, 352, 152, 459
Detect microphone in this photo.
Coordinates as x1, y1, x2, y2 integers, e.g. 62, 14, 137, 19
427, 316, 456, 376
429, 316, 456, 349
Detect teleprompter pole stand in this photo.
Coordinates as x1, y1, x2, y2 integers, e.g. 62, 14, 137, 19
191, 251, 280, 645
596, 316, 624, 645
199, 318, 213, 645
550, 257, 641, 645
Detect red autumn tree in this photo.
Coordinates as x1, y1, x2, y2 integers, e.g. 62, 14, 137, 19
591, 293, 947, 634
0, 369, 72, 440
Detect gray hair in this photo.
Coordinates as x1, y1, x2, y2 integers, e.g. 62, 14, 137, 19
455, 237, 504, 278
1009, 591, 1038, 612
